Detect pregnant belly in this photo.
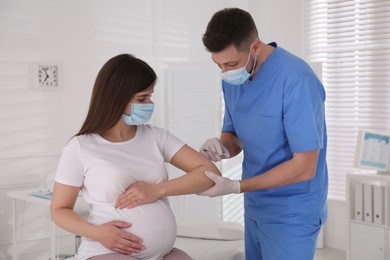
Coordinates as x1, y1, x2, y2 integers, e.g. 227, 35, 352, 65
89, 199, 177, 259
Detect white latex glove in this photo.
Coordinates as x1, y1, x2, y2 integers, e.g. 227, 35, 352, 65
199, 137, 230, 162
198, 171, 241, 197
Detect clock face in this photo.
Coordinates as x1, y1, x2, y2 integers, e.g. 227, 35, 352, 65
38, 65, 58, 87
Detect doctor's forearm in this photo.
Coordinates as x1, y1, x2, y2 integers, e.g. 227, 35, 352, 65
240, 150, 319, 192
240, 162, 311, 192
221, 132, 242, 157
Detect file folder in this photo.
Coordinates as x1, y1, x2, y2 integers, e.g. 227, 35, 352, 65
354, 182, 364, 221
363, 183, 373, 223
373, 184, 384, 225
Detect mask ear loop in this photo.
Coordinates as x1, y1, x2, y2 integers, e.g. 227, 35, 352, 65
250, 41, 263, 76
249, 56, 257, 75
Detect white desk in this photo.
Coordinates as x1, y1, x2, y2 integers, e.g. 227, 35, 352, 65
7, 190, 88, 260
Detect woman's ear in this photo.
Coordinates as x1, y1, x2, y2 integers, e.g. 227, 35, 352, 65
123, 102, 132, 115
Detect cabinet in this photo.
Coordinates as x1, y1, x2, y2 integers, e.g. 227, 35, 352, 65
347, 173, 390, 260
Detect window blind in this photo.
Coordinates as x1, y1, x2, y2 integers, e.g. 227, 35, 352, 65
305, 0, 390, 200
165, 63, 223, 220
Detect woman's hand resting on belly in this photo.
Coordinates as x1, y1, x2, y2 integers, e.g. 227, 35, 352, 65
115, 181, 162, 209
92, 220, 144, 254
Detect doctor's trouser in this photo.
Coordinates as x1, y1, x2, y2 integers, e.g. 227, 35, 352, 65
244, 215, 322, 260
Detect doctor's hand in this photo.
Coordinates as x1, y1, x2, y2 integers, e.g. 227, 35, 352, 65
199, 137, 230, 162
115, 182, 162, 209
198, 171, 241, 197
95, 221, 144, 254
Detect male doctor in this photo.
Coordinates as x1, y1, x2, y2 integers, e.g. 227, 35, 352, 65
199, 8, 328, 260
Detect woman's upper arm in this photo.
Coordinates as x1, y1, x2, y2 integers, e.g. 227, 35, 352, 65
170, 144, 220, 175
51, 182, 80, 210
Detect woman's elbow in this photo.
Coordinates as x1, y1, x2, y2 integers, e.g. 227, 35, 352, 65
205, 164, 221, 176
50, 206, 59, 224
50, 203, 68, 224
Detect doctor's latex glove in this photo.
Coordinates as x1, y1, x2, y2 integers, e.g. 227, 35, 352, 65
198, 171, 241, 197
115, 182, 162, 209
199, 137, 230, 162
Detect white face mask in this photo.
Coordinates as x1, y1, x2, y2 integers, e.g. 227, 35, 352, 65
221, 45, 257, 85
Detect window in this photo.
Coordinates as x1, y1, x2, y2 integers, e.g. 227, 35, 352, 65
305, 0, 390, 200
222, 153, 244, 225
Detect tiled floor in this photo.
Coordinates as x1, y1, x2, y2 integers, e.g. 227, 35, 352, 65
314, 248, 346, 260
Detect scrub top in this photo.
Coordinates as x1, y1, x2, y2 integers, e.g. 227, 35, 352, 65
222, 43, 328, 225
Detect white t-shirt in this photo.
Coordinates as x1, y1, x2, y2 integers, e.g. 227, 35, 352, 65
55, 125, 185, 260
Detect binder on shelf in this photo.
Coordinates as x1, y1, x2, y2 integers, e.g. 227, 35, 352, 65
354, 182, 364, 221
363, 183, 373, 223
373, 184, 385, 225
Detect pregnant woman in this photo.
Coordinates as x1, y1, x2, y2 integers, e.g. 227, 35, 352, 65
50, 54, 220, 260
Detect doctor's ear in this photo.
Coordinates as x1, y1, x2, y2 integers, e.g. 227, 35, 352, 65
252, 39, 263, 55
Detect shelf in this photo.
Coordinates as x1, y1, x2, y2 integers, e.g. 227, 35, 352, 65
347, 173, 390, 260
350, 219, 385, 228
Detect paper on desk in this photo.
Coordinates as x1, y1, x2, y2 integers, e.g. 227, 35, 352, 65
29, 190, 53, 200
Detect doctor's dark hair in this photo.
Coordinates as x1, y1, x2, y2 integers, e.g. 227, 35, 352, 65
202, 8, 258, 53
76, 54, 157, 136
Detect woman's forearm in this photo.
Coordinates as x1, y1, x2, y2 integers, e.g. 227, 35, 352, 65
51, 207, 97, 240
115, 144, 222, 209
51, 206, 144, 254
158, 165, 218, 196
163, 144, 221, 195
50, 182, 97, 240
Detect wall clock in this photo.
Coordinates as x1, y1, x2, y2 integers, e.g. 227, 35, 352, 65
38, 65, 59, 88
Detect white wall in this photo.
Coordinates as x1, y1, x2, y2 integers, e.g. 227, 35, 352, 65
326, 200, 347, 251
250, 0, 305, 57
0, 0, 346, 259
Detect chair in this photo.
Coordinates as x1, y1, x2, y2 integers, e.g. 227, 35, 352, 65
62, 235, 81, 260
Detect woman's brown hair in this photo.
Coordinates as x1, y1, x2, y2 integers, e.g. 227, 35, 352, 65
76, 54, 157, 136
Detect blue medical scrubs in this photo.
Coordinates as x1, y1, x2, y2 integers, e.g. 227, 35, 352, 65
222, 43, 328, 260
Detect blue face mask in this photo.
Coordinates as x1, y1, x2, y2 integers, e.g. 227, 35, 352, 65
122, 103, 154, 125
221, 46, 257, 85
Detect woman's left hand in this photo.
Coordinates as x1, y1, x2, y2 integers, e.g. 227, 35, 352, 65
115, 182, 162, 209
